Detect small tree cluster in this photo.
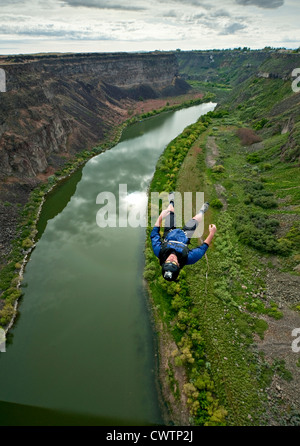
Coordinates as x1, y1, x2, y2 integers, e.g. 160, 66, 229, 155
243, 181, 277, 209
234, 211, 292, 256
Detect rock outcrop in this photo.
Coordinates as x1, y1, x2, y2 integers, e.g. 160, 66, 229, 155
176, 50, 300, 85
0, 52, 189, 181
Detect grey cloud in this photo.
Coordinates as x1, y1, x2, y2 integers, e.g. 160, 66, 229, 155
0, 23, 114, 40
62, 0, 146, 10
219, 22, 246, 35
212, 9, 231, 18
187, 15, 218, 30
157, 0, 212, 8
0, 24, 61, 37
0, 0, 26, 3
162, 10, 178, 18
193, 13, 205, 19
0, 15, 28, 21
236, 0, 284, 8
188, 10, 232, 27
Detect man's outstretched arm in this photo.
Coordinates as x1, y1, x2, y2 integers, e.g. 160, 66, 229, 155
186, 224, 217, 265
204, 224, 217, 246
151, 204, 174, 257
150, 226, 162, 258
153, 204, 174, 227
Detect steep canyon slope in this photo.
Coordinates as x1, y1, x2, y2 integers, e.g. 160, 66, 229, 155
0, 52, 187, 181
0, 51, 190, 258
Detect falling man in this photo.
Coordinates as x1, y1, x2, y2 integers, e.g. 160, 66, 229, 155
150, 193, 217, 281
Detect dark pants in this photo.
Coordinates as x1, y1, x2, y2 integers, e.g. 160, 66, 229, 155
163, 212, 198, 242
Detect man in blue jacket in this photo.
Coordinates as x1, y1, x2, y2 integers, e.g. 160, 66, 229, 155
150, 194, 217, 281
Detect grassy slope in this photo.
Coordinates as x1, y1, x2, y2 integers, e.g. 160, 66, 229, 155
178, 130, 266, 425
145, 59, 300, 425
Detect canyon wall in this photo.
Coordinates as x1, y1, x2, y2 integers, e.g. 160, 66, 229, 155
0, 52, 188, 182
0, 51, 191, 258
176, 50, 300, 84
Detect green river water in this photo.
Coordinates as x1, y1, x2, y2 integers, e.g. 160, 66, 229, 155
0, 102, 216, 426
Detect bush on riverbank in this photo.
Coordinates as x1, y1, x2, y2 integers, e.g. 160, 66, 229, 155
127, 93, 216, 125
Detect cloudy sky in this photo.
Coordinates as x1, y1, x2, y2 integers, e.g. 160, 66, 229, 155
0, 0, 299, 55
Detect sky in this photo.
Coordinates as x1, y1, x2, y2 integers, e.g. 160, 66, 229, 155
0, 0, 299, 55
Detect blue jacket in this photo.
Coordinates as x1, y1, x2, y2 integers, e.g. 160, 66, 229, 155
150, 226, 209, 265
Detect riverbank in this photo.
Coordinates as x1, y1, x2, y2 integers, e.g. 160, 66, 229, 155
144, 110, 228, 426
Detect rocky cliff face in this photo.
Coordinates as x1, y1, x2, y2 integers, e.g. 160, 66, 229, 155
0, 51, 191, 258
176, 50, 270, 85
176, 50, 300, 85
0, 52, 188, 182
177, 49, 300, 165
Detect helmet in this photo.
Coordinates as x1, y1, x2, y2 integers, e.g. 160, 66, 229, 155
162, 262, 180, 281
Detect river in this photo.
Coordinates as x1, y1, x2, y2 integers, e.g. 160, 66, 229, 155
0, 102, 216, 426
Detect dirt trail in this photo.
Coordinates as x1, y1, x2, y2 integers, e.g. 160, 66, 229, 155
205, 136, 219, 168
205, 136, 228, 210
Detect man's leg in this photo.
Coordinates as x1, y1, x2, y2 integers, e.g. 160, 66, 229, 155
168, 192, 175, 207
183, 202, 209, 240
163, 193, 176, 238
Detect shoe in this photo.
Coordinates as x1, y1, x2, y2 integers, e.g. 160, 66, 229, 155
199, 202, 209, 214
168, 192, 175, 205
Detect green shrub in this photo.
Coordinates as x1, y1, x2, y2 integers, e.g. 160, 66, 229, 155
273, 359, 293, 381
284, 222, 300, 250
277, 239, 294, 256
47, 175, 56, 185
246, 153, 261, 164
242, 182, 277, 209
210, 198, 223, 209
234, 212, 291, 255
262, 163, 272, 171
143, 265, 156, 281
253, 118, 269, 131
2, 288, 22, 304
0, 304, 14, 326
212, 165, 225, 173
244, 195, 252, 205
0, 262, 16, 291
254, 318, 268, 339
22, 238, 33, 249
253, 196, 277, 209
